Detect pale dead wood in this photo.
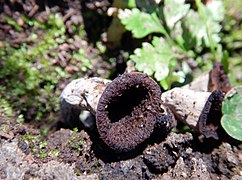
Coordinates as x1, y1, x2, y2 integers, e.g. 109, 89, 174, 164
182, 72, 209, 92
60, 77, 110, 127
161, 88, 211, 130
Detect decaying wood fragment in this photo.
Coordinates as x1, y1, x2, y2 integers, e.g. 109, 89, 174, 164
60, 77, 111, 127
161, 88, 211, 129
182, 72, 210, 92
161, 88, 224, 139
61, 77, 213, 130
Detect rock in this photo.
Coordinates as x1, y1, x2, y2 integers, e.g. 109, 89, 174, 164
161, 157, 211, 180
0, 137, 97, 179
211, 142, 242, 178
143, 132, 193, 173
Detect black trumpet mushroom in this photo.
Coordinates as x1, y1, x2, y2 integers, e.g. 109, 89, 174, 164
197, 89, 224, 140
96, 72, 171, 152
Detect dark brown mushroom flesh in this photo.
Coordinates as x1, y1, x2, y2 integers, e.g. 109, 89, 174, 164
208, 62, 231, 93
96, 72, 164, 152
155, 105, 176, 134
197, 89, 224, 140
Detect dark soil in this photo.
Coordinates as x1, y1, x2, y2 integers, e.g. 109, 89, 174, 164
0, 116, 241, 179
0, 0, 241, 179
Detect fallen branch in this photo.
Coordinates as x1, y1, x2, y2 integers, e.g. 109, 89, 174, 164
161, 88, 211, 129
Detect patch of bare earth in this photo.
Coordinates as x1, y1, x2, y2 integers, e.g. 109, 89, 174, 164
1, 116, 241, 179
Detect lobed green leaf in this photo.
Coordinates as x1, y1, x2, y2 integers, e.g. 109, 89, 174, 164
118, 8, 165, 38
163, 0, 190, 29
130, 37, 185, 89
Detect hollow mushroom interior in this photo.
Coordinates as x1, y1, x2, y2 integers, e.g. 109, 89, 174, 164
107, 85, 149, 123
96, 72, 162, 152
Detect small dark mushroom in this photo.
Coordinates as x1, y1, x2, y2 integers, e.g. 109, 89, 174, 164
96, 72, 163, 152
155, 105, 176, 134
161, 88, 225, 139
182, 62, 231, 93
197, 89, 224, 140
208, 62, 231, 93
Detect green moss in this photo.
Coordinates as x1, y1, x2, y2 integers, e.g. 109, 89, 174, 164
21, 132, 51, 158
49, 149, 60, 157
4, 17, 23, 32
73, 127, 79, 133
39, 140, 47, 149
22, 133, 40, 142
0, 18, 64, 122
0, 96, 14, 117
67, 129, 85, 153
0, 12, 94, 124
39, 150, 47, 158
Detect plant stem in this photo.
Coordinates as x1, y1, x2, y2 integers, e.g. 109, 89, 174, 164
195, 0, 216, 61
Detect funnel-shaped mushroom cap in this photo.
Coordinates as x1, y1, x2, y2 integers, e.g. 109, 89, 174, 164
96, 72, 162, 152
198, 89, 224, 139
208, 62, 231, 93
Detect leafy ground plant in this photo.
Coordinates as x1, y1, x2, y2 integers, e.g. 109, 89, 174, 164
118, 0, 226, 89
221, 86, 242, 141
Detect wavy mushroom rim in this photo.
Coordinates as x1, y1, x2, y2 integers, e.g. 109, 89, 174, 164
208, 62, 231, 93
96, 72, 163, 152
155, 104, 176, 133
197, 89, 224, 140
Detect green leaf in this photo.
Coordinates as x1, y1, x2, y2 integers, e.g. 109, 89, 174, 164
130, 37, 172, 78
182, 10, 204, 49
221, 86, 242, 141
164, 0, 190, 29
195, 0, 224, 47
176, 0, 224, 51
118, 8, 165, 38
130, 37, 184, 89
206, 0, 225, 22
